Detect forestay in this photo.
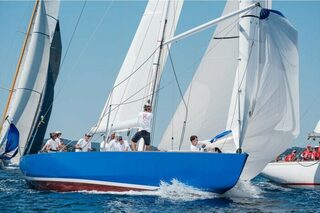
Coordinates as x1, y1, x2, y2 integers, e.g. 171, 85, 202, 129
92, 0, 183, 134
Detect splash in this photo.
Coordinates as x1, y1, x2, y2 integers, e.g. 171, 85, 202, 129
156, 179, 217, 201
224, 180, 262, 198
79, 179, 218, 201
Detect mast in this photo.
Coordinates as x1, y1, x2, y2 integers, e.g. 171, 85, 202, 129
0, 0, 40, 133
148, 0, 170, 106
236, 0, 260, 151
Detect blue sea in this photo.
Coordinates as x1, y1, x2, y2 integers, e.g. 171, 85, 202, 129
0, 167, 318, 212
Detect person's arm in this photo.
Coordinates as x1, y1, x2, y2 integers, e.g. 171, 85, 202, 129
41, 143, 48, 152
75, 139, 82, 150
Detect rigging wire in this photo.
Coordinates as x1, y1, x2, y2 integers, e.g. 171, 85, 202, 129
33, 1, 114, 137
103, 0, 162, 127
161, 11, 241, 150
167, 49, 188, 150
59, 1, 87, 68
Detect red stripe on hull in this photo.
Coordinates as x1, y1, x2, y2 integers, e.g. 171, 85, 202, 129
26, 180, 151, 192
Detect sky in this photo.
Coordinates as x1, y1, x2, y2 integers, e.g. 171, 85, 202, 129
0, 0, 320, 148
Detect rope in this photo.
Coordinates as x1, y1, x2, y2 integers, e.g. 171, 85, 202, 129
297, 160, 319, 167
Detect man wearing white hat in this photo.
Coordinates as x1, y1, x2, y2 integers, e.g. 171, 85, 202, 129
75, 133, 93, 152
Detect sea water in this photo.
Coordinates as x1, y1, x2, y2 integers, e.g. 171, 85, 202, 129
0, 167, 318, 212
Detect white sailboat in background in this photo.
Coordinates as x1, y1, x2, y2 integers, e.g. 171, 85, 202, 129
20, 0, 299, 193
262, 121, 320, 188
0, 0, 61, 165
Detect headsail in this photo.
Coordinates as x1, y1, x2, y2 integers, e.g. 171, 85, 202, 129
159, 0, 240, 150
0, 124, 19, 161
92, 0, 183, 134
238, 8, 299, 180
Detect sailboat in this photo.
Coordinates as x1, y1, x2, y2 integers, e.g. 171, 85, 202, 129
20, 0, 299, 193
0, 0, 62, 165
261, 121, 320, 188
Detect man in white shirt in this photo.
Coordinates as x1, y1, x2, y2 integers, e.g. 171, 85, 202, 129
190, 135, 206, 152
131, 104, 153, 151
75, 133, 92, 152
100, 136, 110, 152
42, 132, 60, 152
118, 136, 130, 151
54, 131, 66, 152
109, 135, 120, 151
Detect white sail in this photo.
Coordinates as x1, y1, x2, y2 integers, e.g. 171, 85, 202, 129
0, 1, 51, 163
159, 0, 299, 181
313, 120, 320, 134
92, 0, 183, 134
231, 9, 299, 180
159, 0, 239, 150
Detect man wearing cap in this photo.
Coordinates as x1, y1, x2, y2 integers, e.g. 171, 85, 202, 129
54, 131, 66, 151
41, 132, 60, 152
131, 104, 153, 151
75, 133, 93, 152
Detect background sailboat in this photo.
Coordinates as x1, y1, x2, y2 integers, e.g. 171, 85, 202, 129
261, 121, 320, 187
0, 0, 61, 165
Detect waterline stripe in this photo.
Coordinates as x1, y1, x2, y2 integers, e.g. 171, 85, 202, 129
25, 176, 159, 190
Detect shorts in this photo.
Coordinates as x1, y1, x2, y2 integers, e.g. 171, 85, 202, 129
132, 130, 150, 145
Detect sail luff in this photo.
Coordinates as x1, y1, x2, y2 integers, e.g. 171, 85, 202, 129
0, 0, 40, 136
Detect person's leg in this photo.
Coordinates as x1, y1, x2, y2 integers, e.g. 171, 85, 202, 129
131, 131, 141, 151
143, 132, 151, 151
131, 141, 137, 151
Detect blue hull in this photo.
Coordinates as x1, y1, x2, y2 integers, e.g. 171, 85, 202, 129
20, 152, 248, 193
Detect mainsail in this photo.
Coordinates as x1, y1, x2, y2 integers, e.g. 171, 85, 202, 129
92, 0, 183, 134
0, 0, 61, 163
159, 0, 299, 181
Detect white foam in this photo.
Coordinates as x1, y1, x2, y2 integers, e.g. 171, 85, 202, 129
156, 179, 217, 201
79, 179, 218, 201
224, 180, 262, 198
